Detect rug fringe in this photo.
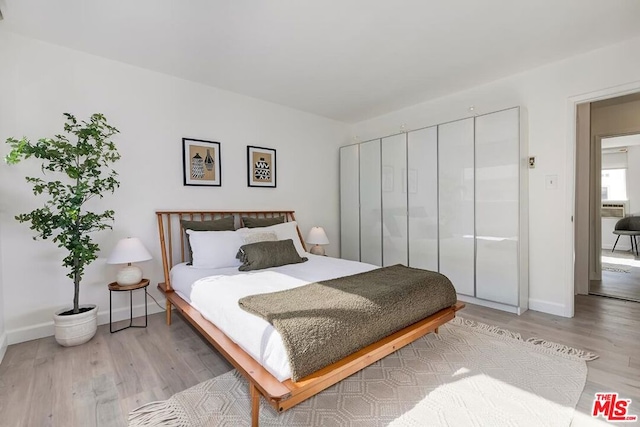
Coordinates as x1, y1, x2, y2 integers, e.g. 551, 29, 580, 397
525, 337, 599, 361
450, 316, 524, 340
128, 400, 185, 427
450, 316, 599, 362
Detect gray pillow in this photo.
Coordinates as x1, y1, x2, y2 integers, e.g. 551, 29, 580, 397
181, 216, 235, 232
241, 216, 285, 228
236, 239, 308, 271
181, 216, 235, 262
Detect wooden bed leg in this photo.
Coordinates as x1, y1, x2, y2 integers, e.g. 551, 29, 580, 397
250, 383, 260, 427
434, 327, 439, 334
166, 300, 172, 325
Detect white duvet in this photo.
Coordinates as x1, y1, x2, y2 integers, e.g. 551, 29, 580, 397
188, 254, 377, 381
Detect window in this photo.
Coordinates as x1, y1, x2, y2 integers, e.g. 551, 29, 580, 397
601, 168, 627, 201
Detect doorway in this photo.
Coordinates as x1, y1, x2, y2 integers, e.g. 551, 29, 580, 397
591, 132, 640, 301
576, 92, 640, 302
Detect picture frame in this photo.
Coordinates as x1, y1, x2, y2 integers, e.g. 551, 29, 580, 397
182, 138, 221, 187
247, 146, 276, 188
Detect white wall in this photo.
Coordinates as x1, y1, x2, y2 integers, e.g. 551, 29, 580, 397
601, 152, 630, 251
0, 45, 9, 360
594, 98, 640, 252
0, 217, 6, 363
351, 35, 640, 317
604, 145, 640, 250
628, 145, 640, 215
0, 30, 350, 344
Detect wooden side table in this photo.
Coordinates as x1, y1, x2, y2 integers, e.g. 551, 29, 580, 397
108, 278, 149, 333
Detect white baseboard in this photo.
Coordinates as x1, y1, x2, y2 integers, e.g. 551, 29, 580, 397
98, 300, 166, 326
0, 332, 8, 364
457, 294, 570, 318
6, 320, 55, 345
7, 299, 166, 345
457, 294, 520, 314
528, 298, 568, 317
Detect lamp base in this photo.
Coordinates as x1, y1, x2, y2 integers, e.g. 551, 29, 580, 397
116, 265, 143, 286
309, 245, 326, 256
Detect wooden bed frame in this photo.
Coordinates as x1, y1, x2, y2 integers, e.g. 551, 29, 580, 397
156, 210, 464, 426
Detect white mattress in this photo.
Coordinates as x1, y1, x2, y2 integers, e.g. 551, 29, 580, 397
174, 254, 377, 381
171, 262, 241, 303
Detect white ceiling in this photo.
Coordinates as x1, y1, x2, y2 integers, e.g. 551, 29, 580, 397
2, 1, 640, 123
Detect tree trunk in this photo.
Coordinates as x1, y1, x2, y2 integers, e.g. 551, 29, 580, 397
73, 206, 81, 314
73, 254, 80, 314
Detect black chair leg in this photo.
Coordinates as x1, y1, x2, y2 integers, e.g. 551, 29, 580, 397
612, 235, 620, 252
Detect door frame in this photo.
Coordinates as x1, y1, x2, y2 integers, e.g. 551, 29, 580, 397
566, 81, 640, 317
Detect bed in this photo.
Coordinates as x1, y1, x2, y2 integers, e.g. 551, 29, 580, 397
156, 210, 464, 426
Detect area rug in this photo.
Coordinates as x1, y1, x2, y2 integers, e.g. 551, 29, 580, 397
602, 262, 632, 273
129, 317, 597, 427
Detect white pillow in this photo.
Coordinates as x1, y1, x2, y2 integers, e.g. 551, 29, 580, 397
186, 230, 243, 268
236, 229, 278, 245
238, 221, 306, 257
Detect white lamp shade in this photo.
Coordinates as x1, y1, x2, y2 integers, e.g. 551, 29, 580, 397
306, 227, 329, 245
106, 237, 152, 265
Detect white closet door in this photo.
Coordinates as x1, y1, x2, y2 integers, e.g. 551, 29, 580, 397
475, 108, 519, 305
340, 145, 360, 261
360, 139, 382, 266
382, 134, 408, 266
408, 126, 438, 271
438, 118, 475, 296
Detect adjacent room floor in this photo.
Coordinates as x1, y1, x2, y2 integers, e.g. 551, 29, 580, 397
0, 296, 638, 426
591, 248, 640, 302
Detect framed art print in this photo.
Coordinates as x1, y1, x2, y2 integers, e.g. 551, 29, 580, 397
183, 138, 221, 186
247, 146, 276, 188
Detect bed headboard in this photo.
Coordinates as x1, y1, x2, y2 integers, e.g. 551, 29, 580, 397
155, 210, 305, 291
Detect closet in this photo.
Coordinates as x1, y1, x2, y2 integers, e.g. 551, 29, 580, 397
359, 139, 382, 266
339, 107, 528, 314
438, 118, 475, 297
381, 134, 408, 266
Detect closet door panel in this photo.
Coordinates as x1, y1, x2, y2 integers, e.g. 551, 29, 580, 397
382, 134, 408, 266
475, 108, 519, 305
340, 145, 360, 261
407, 126, 438, 271
438, 118, 475, 296
360, 139, 382, 266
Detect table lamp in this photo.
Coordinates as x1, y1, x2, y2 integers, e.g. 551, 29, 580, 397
106, 237, 152, 286
306, 226, 329, 256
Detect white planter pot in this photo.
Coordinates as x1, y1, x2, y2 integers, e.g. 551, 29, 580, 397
53, 304, 98, 347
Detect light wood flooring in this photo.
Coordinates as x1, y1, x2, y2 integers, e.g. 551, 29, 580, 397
591, 249, 640, 302
1, 295, 638, 426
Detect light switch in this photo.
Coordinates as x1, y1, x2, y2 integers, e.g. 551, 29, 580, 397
546, 174, 558, 190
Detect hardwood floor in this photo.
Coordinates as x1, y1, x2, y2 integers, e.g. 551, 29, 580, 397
462, 295, 640, 424
590, 249, 640, 302
1, 295, 638, 426
0, 313, 233, 427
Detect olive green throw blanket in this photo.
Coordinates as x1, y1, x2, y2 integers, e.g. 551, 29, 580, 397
238, 264, 457, 381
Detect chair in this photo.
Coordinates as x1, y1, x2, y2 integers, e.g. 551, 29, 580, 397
611, 216, 640, 256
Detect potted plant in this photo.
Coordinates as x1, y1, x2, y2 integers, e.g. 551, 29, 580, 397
4, 113, 121, 346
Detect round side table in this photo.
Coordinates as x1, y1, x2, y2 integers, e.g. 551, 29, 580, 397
108, 278, 150, 333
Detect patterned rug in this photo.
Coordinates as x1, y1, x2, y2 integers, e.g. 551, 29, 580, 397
602, 262, 632, 273
129, 317, 597, 427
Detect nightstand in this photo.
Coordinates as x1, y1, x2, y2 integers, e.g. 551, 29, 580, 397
108, 278, 149, 333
